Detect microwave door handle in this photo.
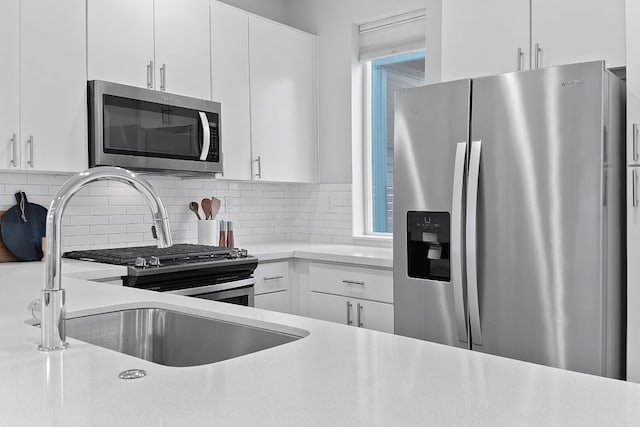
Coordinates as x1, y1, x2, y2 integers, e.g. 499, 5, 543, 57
198, 112, 210, 161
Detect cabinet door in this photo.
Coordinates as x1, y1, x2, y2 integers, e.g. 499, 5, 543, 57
441, 0, 529, 81
627, 0, 640, 167
531, 0, 625, 69
20, 0, 88, 173
255, 290, 290, 314
0, 0, 20, 170
309, 292, 394, 333
628, 167, 640, 382
211, 2, 252, 180
310, 292, 353, 326
249, 16, 317, 183
87, 0, 154, 88
155, 0, 211, 99
354, 299, 394, 334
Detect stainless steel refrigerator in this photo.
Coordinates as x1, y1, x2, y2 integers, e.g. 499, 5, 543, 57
393, 61, 626, 379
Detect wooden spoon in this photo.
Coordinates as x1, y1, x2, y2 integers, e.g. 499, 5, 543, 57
210, 197, 221, 220
201, 198, 212, 220
189, 202, 201, 220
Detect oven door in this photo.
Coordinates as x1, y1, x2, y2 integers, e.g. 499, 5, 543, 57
166, 277, 255, 307
89, 80, 222, 174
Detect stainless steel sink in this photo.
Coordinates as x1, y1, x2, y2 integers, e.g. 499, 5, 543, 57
61, 308, 306, 367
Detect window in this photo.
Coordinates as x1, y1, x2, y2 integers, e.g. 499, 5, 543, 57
359, 11, 426, 235
366, 52, 425, 233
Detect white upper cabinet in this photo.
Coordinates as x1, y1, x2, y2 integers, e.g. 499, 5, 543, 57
18, 0, 88, 173
211, 1, 252, 180
154, 0, 211, 99
531, 0, 625, 69
442, 0, 529, 81
442, 0, 626, 81
628, 0, 640, 167
249, 16, 318, 183
87, 0, 155, 89
87, 0, 211, 98
0, 0, 20, 170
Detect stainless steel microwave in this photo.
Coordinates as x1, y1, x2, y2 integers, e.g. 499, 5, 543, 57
88, 80, 222, 175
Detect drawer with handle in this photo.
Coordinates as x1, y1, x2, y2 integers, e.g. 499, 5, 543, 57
309, 262, 393, 303
254, 261, 290, 295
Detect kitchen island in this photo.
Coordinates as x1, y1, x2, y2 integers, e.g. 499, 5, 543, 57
1, 260, 640, 426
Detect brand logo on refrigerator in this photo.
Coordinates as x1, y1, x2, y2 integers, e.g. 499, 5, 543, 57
561, 79, 584, 88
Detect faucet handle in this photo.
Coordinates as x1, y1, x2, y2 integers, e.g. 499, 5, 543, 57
28, 298, 42, 322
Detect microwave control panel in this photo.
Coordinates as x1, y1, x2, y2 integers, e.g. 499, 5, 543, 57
207, 113, 220, 162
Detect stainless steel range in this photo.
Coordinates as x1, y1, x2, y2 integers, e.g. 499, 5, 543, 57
64, 244, 258, 306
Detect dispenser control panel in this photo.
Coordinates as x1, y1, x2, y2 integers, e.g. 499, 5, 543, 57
407, 211, 450, 281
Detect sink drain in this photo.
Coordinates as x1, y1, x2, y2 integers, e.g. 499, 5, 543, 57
118, 369, 147, 380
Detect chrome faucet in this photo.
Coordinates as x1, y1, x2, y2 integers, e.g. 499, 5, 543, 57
39, 167, 173, 351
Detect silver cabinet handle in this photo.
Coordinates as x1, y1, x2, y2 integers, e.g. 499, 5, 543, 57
633, 169, 639, 208
452, 142, 468, 343
10, 134, 17, 167
263, 275, 284, 281
633, 123, 638, 162
160, 64, 166, 91
342, 280, 365, 286
27, 135, 34, 168
147, 60, 154, 89
254, 156, 262, 179
534, 43, 541, 69
346, 301, 353, 325
516, 47, 524, 71
466, 140, 482, 346
357, 303, 364, 327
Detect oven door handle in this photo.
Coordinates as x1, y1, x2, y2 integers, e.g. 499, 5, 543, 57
165, 277, 255, 296
198, 111, 211, 161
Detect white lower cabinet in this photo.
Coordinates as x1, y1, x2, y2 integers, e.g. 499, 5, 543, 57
253, 261, 291, 314
307, 262, 394, 333
309, 292, 393, 334
255, 291, 290, 313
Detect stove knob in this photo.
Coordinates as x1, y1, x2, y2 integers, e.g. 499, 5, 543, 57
149, 256, 161, 267
239, 249, 248, 258
134, 257, 148, 268
229, 250, 238, 259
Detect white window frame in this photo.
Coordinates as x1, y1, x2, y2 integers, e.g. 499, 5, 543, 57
351, 7, 441, 244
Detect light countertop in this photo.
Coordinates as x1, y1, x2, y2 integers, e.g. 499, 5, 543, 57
244, 242, 393, 268
2, 260, 640, 426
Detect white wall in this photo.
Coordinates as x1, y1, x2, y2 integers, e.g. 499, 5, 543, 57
287, 0, 442, 183
219, 0, 292, 24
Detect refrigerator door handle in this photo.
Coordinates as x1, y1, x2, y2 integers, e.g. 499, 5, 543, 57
466, 140, 483, 346
452, 142, 468, 342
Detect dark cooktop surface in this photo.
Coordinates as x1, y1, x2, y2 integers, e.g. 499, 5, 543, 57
63, 243, 247, 266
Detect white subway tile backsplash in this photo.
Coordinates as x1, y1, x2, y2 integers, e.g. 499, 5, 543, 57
0, 172, 374, 251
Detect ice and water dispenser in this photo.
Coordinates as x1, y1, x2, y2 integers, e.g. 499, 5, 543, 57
407, 211, 450, 281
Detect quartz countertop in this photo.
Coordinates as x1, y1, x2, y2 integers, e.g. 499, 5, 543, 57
2, 260, 640, 426
244, 242, 393, 268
